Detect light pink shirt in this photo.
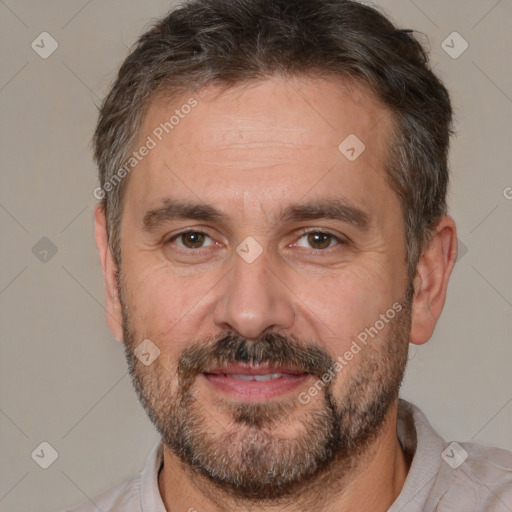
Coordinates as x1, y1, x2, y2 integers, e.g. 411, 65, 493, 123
64, 400, 512, 511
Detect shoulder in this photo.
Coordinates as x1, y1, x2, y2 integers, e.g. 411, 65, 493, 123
433, 441, 512, 511
395, 401, 512, 511
60, 473, 142, 512
461, 442, 512, 496
59, 442, 163, 512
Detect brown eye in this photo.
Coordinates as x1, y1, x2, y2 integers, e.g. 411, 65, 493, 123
175, 231, 211, 249
306, 232, 335, 249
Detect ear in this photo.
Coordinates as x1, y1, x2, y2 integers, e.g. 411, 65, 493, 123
94, 205, 124, 343
409, 216, 458, 345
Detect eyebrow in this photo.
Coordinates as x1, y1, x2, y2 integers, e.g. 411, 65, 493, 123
143, 200, 224, 231
142, 198, 370, 232
279, 199, 370, 230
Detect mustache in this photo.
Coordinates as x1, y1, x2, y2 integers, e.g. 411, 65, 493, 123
178, 332, 334, 380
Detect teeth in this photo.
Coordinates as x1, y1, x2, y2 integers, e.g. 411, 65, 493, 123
228, 373, 284, 381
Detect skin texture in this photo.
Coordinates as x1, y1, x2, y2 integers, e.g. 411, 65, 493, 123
95, 76, 458, 511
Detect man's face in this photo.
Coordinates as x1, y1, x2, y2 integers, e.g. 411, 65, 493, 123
116, 76, 412, 498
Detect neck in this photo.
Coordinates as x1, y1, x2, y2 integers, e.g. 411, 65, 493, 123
158, 400, 410, 512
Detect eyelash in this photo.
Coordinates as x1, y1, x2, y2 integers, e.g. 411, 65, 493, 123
294, 228, 347, 251
166, 228, 347, 252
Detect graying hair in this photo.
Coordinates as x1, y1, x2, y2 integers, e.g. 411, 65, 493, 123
93, 0, 453, 277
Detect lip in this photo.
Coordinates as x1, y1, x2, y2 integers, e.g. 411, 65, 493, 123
205, 364, 306, 376
202, 364, 311, 401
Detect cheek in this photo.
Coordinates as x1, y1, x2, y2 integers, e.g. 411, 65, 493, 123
290, 263, 400, 354
121, 259, 219, 346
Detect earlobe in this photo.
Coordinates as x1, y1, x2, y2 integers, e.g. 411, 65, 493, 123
409, 216, 458, 346
94, 205, 124, 343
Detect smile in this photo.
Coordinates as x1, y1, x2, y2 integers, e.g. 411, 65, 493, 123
227, 373, 285, 381
202, 365, 311, 400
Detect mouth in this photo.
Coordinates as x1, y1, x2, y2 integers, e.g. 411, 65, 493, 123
202, 364, 312, 401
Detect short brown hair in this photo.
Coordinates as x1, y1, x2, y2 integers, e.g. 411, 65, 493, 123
93, 0, 453, 277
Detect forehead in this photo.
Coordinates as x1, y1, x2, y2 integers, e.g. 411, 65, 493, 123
125, 76, 396, 220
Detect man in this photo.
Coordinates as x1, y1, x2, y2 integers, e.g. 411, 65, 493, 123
71, 0, 512, 510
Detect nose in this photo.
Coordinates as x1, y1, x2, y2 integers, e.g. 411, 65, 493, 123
213, 248, 295, 340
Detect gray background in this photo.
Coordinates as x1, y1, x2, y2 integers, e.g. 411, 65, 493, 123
0, 0, 511, 510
